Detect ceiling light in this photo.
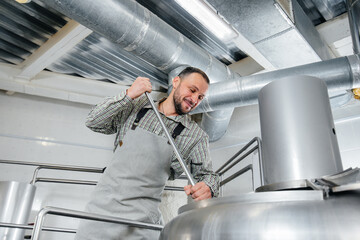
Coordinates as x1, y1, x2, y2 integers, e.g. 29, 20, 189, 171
174, 0, 238, 42
15, 0, 31, 3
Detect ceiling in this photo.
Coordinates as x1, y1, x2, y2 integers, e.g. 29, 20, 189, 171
0, 0, 355, 125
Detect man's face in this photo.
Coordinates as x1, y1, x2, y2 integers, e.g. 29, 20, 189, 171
172, 73, 208, 115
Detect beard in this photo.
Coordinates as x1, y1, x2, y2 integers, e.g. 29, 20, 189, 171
173, 87, 191, 115
174, 94, 187, 115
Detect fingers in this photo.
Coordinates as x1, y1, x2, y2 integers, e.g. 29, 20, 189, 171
184, 185, 192, 196
127, 77, 152, 99
186, 182, 212, 201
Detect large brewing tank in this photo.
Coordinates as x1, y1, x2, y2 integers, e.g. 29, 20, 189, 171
0, 181, 35, 240
258, 76, 343, 190
159, 190, 360, 240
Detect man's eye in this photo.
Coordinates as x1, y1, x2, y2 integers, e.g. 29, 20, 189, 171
199, 95, 204, 100
190, 89, 195, 93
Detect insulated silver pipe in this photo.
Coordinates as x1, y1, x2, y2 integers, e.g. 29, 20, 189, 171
31, 207, 163, 240
194, 54, 360, 113
41, 0, 239, 142
145, 92, 196, 186
40, 0, 235, 80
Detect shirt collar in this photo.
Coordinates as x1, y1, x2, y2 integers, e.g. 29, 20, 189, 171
144, 97, 191, 128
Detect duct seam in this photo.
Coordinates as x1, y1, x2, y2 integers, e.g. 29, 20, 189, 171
124, 8, 151, 52
159, 34, 184, 71
347, 54, 360, 88
274, 2, 295, 27
253, 27, 293, 45
205, 52, 213, 74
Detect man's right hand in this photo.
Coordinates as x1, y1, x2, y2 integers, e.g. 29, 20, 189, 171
127, 77, 152, 99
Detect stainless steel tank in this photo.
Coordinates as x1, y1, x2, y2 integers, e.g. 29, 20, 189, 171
0, 181, 36, 240
159, 76, 359, 240
160, 190, 360, 240
258, 76, 343, 189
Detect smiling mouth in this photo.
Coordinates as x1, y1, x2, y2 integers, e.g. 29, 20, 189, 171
184, 99, 194, 110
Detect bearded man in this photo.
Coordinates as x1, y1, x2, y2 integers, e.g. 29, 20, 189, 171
76, 67, 220, 240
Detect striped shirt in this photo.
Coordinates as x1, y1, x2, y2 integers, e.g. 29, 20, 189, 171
86, 91, 220, 197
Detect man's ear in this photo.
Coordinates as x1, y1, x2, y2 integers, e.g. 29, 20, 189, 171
172, 76, 181, 89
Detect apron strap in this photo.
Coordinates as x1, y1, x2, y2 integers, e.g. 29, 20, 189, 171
172, 122, 185, 140
131, 108, 185, 139
131, 108, 151, 130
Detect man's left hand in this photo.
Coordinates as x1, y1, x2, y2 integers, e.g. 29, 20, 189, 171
184, 182, 212, 201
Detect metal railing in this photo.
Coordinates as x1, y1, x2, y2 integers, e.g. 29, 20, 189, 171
0, 159, 184, 192
0, 206, 163, 240
30, 206, 163, 240
216, 137, 263, 192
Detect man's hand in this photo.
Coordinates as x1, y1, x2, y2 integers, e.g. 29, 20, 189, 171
127, 77, 152, 99
184, 182, 212, 201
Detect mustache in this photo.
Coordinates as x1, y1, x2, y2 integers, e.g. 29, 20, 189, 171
184, 98, 195, 108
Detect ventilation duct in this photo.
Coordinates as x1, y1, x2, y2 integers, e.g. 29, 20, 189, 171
41, 0, 239, 141
194, 54, 360, 113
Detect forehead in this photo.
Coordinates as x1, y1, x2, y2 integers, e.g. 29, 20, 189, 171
181, 73, 209, 94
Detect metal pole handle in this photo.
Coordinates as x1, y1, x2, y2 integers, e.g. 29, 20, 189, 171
145, 92, 196, 186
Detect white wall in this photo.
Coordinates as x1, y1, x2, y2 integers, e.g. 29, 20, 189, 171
0, 90, 186, 239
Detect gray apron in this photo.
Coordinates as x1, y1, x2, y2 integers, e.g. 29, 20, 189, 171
75, 125, 173, 240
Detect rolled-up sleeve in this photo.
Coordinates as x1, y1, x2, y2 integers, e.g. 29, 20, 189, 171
190, 136, 220, 197
86, 91, 134, 134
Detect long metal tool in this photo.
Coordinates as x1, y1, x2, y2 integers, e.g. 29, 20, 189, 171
145, 92, 196, 186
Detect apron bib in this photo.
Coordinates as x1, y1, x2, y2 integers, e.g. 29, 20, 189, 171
75, 126, 173, 240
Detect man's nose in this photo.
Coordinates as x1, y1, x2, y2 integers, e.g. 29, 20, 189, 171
191, 94, 198, 105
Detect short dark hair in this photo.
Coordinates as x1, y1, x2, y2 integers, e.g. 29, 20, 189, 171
178, 67, 210, 84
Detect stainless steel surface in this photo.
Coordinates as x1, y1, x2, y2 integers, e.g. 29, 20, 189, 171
258, 76, 343, 186
30, 206, 163, 240
194, 54, 360, 113
145, 92, 195, 186
256, 179, 309, 192
178, 190, 324, 214
322, 167, 360, 185
161, 191, 360, 240
0, 181, 35, 240
0, 222, 76, 234
332, 182, 360, 192
348, 0, 360, 54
